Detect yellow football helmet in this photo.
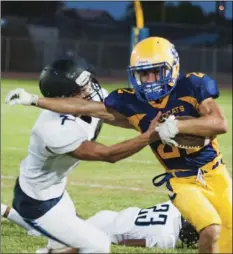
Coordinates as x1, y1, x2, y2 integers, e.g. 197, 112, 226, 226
128, 37, 180, 102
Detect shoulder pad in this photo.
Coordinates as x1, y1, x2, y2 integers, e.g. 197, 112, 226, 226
185, 72, 219, 103
104, 88, 136, 114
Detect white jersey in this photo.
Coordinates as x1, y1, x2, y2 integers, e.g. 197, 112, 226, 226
19, 88, 108, 201
87, 201, 182, 249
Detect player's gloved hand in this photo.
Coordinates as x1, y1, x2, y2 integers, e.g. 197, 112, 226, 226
155, 115, 179, 147
5, 88, 39, 106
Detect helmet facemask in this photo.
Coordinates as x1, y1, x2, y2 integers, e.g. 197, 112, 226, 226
128, 61, 176, 103
179, 219, 199, 249
128, 36, 180, 103
71, 70, 103, 102
80, 80, 103, 102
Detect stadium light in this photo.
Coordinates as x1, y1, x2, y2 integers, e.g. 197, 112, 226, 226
219, 5, 225, 11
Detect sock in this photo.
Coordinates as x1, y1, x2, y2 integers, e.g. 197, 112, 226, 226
2, 203, 41, 236
6, 206, 32, 231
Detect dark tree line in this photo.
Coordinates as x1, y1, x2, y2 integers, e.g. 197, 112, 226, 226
2, 1, 231, 26
1, 1, 63, 17
124, 1, 231, 26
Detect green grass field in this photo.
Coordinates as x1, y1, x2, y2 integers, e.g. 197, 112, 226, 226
1, 79, 232, 253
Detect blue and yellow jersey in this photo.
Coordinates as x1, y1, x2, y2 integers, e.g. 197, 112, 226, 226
104, 72, 222, 172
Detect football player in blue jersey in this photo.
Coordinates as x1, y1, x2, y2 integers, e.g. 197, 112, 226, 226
6, 37, 232, 254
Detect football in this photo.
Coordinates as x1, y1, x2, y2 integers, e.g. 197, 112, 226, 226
174, 116, 211, 149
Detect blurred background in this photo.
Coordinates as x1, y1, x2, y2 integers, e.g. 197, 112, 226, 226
1, 1, 232, 86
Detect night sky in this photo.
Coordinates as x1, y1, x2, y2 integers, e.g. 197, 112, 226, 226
65, 1, 232, 20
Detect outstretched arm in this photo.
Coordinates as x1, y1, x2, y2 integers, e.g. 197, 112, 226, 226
5, 88, 134, 129
70, 112, 161, 162
38, 97, 133, 129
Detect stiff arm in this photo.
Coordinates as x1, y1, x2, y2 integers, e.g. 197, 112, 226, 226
37, 97, 133, 129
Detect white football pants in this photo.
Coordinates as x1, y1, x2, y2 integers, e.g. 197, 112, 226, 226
29, 191, 111, 253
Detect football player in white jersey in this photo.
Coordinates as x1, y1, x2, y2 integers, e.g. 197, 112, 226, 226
86, 200, 199, 250
1, 200, 199, 252
5, 58, 161, 253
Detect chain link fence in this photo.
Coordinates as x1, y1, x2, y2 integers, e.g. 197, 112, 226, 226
1, 36, 232, 84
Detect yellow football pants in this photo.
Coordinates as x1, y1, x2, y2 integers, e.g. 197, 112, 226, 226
169, 165, 232, 253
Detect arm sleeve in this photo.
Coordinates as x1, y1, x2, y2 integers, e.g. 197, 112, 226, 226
193, 74, 219, 103
45, 121, 88, 155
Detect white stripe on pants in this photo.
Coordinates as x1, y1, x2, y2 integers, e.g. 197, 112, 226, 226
32, 191, 111, 253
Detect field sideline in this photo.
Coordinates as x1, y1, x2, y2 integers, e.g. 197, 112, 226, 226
1, 79, 232, 253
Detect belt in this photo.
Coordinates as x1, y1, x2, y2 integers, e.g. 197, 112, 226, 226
152, 169, 204, 197
152, 170, 200, 188
152, 157, 224, 190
